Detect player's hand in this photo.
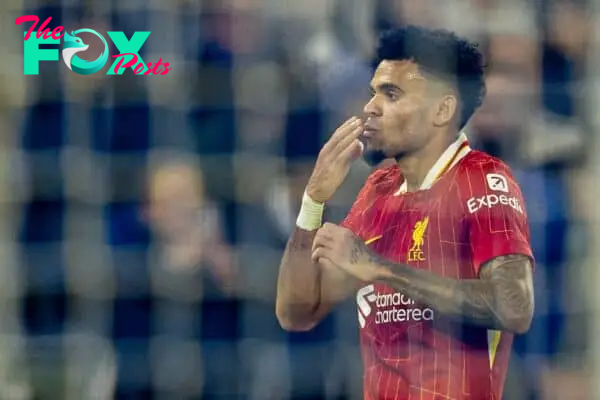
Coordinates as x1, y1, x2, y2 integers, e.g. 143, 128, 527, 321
306, 117, 364, 203
311, 222, 378, 282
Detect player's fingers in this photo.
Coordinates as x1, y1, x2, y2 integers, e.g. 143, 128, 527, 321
329, 123, 363, 159
312, 229, 333, 252
320, 117, 355, 154
311, 246, 328, 264
338, 139, 364, 161
330, 117, 360, 145
322, 117, 362, 154
319, 222, 343, 237
330, 118, 363, 151
339, 116, 358, 130
321, 222, 338, 230
317, 256, 335, 271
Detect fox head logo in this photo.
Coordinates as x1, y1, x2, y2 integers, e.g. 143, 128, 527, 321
61, 29, 108, 75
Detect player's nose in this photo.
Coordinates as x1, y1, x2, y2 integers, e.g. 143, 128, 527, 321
363, 96, 381, 117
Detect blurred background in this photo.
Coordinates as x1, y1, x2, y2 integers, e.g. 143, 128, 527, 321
1, 0, 599, 398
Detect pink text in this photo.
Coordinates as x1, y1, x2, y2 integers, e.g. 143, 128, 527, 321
15, 15, 64, 41
112, 53, 172, 75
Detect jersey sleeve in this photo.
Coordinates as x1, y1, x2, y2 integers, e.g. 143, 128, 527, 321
461, 160, 534, 275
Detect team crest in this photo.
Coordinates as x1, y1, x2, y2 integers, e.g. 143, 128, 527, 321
407, 217, 429, 261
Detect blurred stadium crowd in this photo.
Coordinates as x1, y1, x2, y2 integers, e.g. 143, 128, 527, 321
0, 0, 598, 398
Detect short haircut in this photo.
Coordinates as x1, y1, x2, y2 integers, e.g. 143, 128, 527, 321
375, 26, 486, 129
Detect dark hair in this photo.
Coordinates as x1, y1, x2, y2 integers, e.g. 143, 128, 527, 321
375, 26, 486, 129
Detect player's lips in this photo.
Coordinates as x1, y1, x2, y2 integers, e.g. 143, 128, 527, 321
362, 124, 379, 138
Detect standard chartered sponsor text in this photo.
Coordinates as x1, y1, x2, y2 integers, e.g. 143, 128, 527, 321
374, 292, 434, 324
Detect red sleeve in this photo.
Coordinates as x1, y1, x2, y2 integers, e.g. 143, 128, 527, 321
461, 160, 534, 275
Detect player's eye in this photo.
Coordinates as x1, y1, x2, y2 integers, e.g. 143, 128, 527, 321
385, 90, 400, 101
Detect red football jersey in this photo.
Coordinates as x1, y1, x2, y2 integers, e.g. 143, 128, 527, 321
342, 134, 533, 400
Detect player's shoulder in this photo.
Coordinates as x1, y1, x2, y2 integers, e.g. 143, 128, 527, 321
458, 150, 520, 187
460, 150, 515, 175
455, 150, 528, 218
455, 150, 524, 199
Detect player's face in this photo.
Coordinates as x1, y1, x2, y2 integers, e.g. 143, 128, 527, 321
361, 60, 440, 166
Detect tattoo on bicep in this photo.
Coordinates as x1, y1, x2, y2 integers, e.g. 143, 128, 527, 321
480, 254, 534, 324
479, 254, 529, 276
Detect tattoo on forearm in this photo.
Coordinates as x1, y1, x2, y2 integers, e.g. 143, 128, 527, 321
371, 251, 534, 331
350, 237, 363, 263
480, 255, 533, 329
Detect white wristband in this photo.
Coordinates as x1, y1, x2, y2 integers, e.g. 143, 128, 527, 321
296, 191, 325, 231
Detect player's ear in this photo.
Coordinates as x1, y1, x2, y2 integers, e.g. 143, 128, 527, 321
433, 94, 458, 127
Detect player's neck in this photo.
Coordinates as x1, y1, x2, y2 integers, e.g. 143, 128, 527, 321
397, 133, 457, 192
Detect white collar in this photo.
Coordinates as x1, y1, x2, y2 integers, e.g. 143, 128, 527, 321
395, 133, 471, 195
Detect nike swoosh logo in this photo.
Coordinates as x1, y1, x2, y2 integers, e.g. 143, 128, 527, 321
364, 235, 382, 245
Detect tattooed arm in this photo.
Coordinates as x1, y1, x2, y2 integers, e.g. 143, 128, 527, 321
311, 223, 534, 334
370, 249, 534, 333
